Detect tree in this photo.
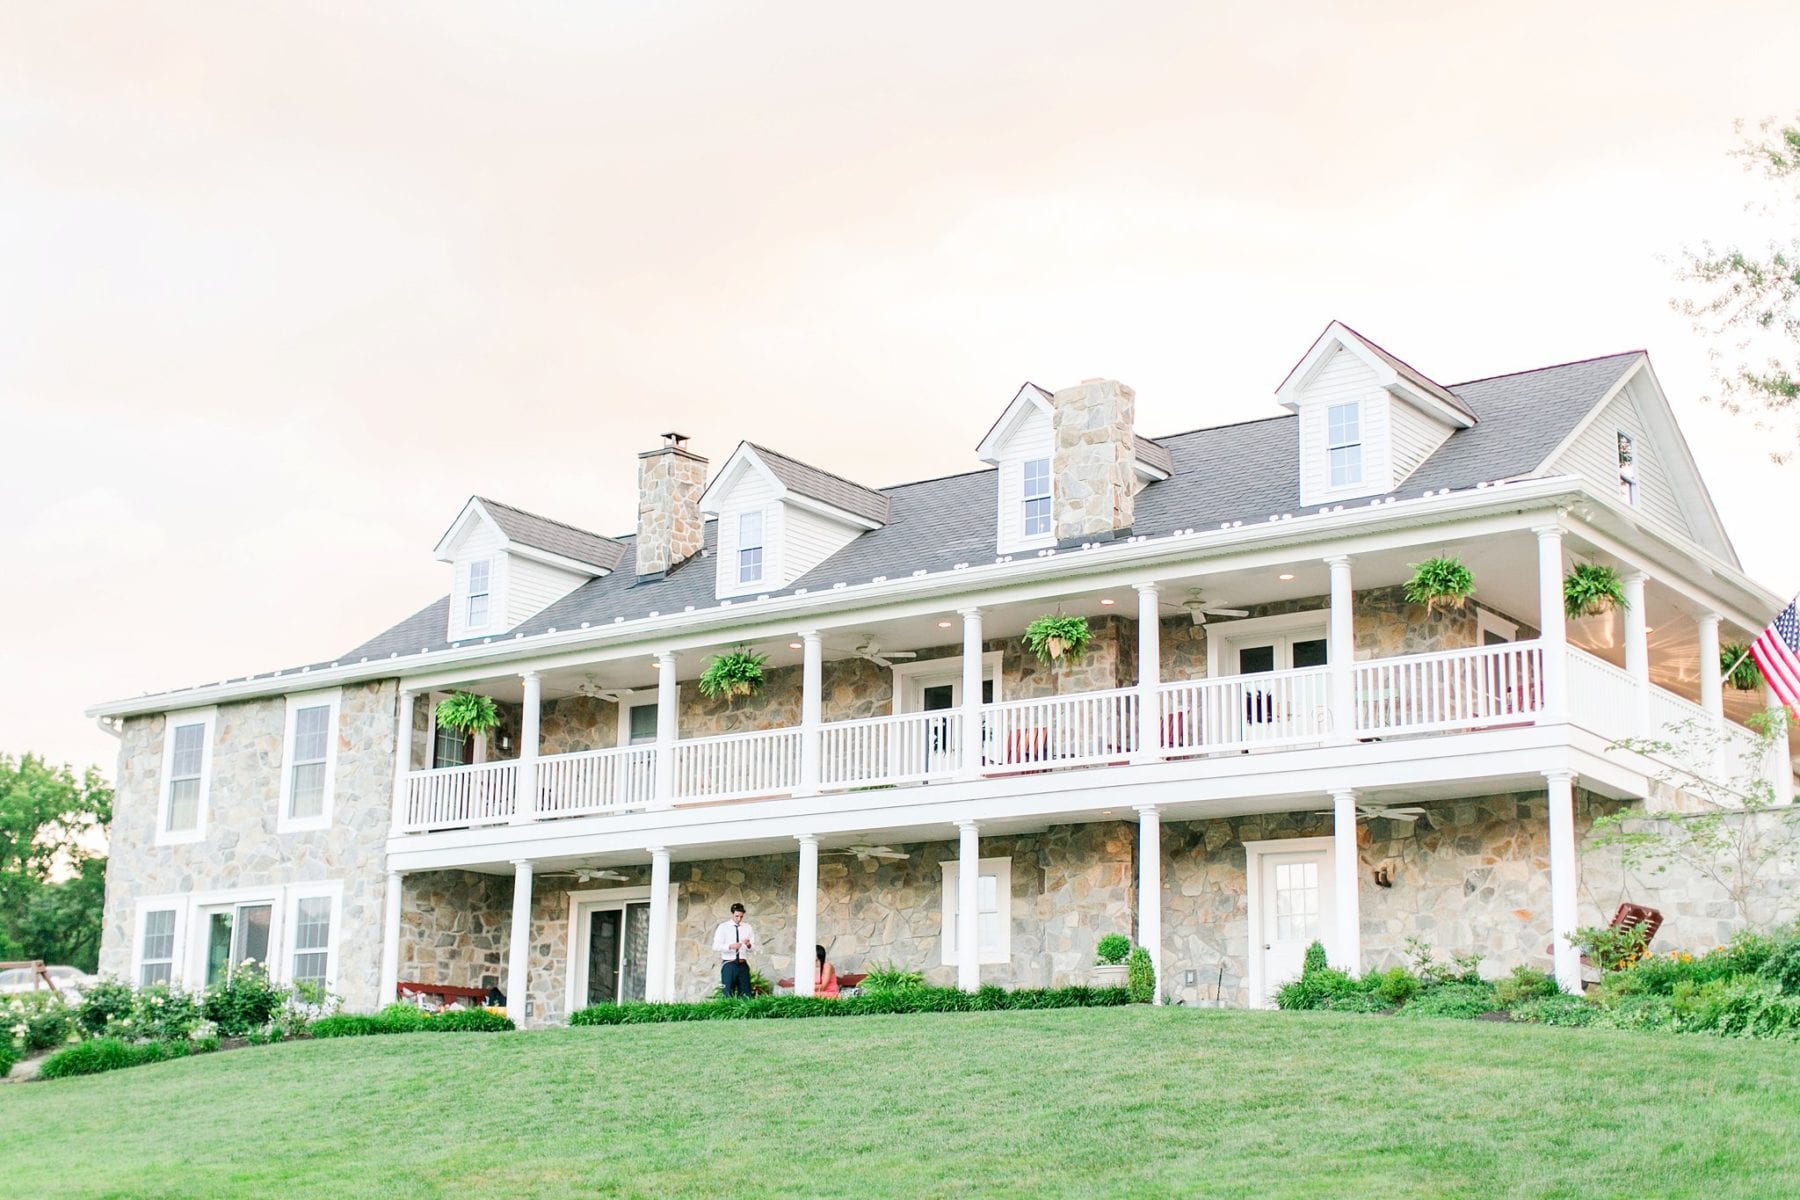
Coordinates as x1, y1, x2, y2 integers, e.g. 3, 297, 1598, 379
1673, 116, 1800, 462
0, 754, 112, 972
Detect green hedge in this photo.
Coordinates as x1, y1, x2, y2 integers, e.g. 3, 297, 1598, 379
569, 984, 1129, 1026
311, 1006, 514, 1039
0, 1044, 16, 1079
37, 1036, 219, 1081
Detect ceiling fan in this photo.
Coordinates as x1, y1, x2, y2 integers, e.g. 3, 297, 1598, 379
540, 867, 632, 883
1310, 803, 1430, 823
574, 674, 629, 703
822, 844, 910, 862
833, 637, 919, 669
1164, 589, 1249, 626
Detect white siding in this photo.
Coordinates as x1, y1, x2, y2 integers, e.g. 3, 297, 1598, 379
446, 519, 505, 642
995, 407, 1055, 554
1297, 348, 1390, 508
783, 505, 862, 584
1550, 389, 1692, 538
504, 556, 590, 629
714, 468, 779, 598
1388, 398, 1454, 485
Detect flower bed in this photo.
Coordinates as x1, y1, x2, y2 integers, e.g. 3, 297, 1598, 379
569, 983, 1129, 1026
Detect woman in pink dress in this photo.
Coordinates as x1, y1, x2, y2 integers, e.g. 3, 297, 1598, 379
815, 945, 840, 998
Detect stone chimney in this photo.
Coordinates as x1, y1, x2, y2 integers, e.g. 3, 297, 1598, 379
636, 432, 708, 577
1050, 378, 1136, 542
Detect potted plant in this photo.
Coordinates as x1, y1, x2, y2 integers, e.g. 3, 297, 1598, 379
1721, 641, 1764, 691
1024, 614, 1093, 664
1093, 933, 1131, 987
1563, 563, 1628, 620
1403, 555, 1475, 614
698, 647, 768, 703
435, 692, 500, 737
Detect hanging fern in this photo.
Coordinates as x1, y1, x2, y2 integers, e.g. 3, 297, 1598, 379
1721, 641, 1765, 691
698, 648, 768, 703
1563, 563, 1628, 620
436, 691, 500, 734
1403, 556, 1475, 613
1024, 615, 1093, 664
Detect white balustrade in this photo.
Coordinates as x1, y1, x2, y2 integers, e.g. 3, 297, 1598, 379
402, 759, 518, 831
819, 710, 962, 789
1157, 668, 1331, 754
983, 687, 1139, 772
1354, 640, 1545, 737
1568, 648, 1639, 743
672, 727, 802, 802
536, 745, 658, 818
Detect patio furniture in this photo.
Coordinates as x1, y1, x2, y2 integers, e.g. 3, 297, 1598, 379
397, 980, 492, 1010
1547, 902, 1663, 966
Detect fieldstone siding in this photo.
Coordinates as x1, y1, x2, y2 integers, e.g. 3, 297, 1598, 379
97, 681, 399, 1008
1050, 378, 1136, 540
399, 870, 512, 991
635, 443, 707, 576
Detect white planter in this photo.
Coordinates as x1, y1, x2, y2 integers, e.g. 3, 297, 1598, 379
1092, 964, 1129, 988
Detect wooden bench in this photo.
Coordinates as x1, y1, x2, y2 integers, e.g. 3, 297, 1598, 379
775, 972, 868, 994
397, 980, 492, 1009
1548, 902, 1664, 967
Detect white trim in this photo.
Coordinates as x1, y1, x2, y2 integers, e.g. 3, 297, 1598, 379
131, 896, 186, 988
155, 707, 217, 846
1243, 835, 1335, 1009
1206, 611, 1330, 677
1277, 323, 1474, 429
561, 884, 681, 1013
136, 881, 348, 991
277, 689, 342, 834
186, 888, 283, 987
616, 689, 660, 748
890, 651, 1004, 714
1476, 608, 1519, 644
286, 880, 345, 991
939, 855, 1011, 966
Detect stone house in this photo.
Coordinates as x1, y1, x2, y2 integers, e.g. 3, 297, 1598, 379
90, 322, 1795, 1023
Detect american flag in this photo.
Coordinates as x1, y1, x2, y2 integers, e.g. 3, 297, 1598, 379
1751, 596, 1800, 713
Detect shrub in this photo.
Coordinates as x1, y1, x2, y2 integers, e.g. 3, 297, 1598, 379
1403, 937, 1483, 986
1095, 934, 1132, 966
0, 1044, 16, 1078
1395, 982, 1498, 1020
1570, 923, 1652, 972
1758, 937, 1800, 995
1126, 946, 1155, 1003
375, 1003, 429, 1032
1494, 966, 1560, 1008
1508, 995, 1600, 1027
1319, 990, 1388, 1014
1369, 966, 1422, 1008
859, 964, 926, 994
1302, 941, 1330, 977
567, 984, 1129, 1026
1596, 993, 1682, 1033
1275, 968, 1363, 1011
5, 992, 77, 1052
37, 1035, 218, 1080
425, 1008, 515, 1032
203, 962, 285, 1037
710, 967, 774, 999
129, 984, 205, 1042
310, 1015, 379, 1039
76, 979, 134, 1036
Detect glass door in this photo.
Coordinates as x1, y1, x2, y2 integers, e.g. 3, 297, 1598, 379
202, 902, 272, 985
585, 902, 652, 1004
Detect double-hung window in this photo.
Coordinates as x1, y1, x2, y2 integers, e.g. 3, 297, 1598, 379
737, 511, 764, 585
140, 909, 177, 986
1326, 402, 1362, 488
280, 693, 339, 830
1022, 458, 1052, 537
466, 559, 491, 628
159, 710, 214, 843
291, 896, 333, 988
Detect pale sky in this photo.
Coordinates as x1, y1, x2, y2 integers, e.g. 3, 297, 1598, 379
6, 2, 1799, 772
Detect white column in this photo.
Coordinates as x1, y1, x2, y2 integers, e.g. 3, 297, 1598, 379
1134, 583, 1162, 761
654, 651, 678, 804
505, 859, 533, 1025
956, 820, 980, 991
959, 609, 984, 778
514, 670, 542, 823
1330, 790, 1362, 975
1535, 524, 1569, 720
794, 835, 819, 996
1545, 770, 1580, 993
645, 847, 672, 1001
1697, 613, 1724, 727
799, 632, 823, 794
1326, 555, 1355, 742
1136, 805, 1162, 1004
1766, 689, 1794, 806
390, 688, 416, 831
1623, 572, 1650, 737
378, 870, 403, 1005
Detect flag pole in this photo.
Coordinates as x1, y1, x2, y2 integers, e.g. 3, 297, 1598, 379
1721, 644, 1753, 684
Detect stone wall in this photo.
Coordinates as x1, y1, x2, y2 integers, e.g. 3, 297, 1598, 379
97, 680, 398, 1008
1051, 378, 1136, 540
635, 443, 708, 576
399, 869, 512, 991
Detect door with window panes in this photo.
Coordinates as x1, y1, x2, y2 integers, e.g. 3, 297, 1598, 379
918, 679, 992, 775
582, 902, 651, 1004
201, 901, 272, 985
1258, 846, 1336, 1003
1229, 630, 1328, 744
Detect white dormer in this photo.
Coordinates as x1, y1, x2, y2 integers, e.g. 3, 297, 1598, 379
1277, 322, 1476, 509
433, 497, 625, 642
698, 443, 888, 598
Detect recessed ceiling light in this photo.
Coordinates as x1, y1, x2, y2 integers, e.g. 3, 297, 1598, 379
1278, 573, 1296, 581
1099, 598, 1115, 606
1102, 810, 1112, 816
788, 642, 803, 649
937, 620, 953, 628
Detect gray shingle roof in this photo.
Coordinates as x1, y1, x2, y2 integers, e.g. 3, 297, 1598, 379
746, 444, 890, 526
475, 497, 626, 572
1134, 434, 1174, 476
338, 352, 1641, 663
1344, 323, 1479, 422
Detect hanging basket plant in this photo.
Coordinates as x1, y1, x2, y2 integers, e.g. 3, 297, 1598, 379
697, 647, 768, 703
1721, 641, 1765, 691
1563, 563, 1628, 620
1403, 556, 1475, 614
1024, 615, 1093, 665
435, 691, 500, 735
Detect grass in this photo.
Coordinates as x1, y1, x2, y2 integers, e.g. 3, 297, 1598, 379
5, 1007, 1799, 1199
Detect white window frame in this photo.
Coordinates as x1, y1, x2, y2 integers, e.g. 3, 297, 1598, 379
1326, 401, 1363, 488
737, 510, 765, 585
940, 856, 1012, 966
1476, 608, 1519, 645
1206, 611, 1330, 677
466, 557, 492, 628
1616, 430, 1637, 506
156, 707, 217, 846
615, 689, 660, 748
132, 899, 184, 988
561, 884, 682, 1012
889, 652, 1004, 714
286, 882, 344, 992
1021, 457, 1052, 538
277, 689, 341, 833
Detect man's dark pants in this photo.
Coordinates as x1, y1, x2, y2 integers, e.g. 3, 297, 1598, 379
721, 960, 751, 998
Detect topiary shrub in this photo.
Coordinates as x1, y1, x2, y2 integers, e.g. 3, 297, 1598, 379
1095, 934, 1132, 966
76, 979, 134, 1037
1369, 966, 1422, 1008
1126, 946, 1155, 1003
1301, 941, 1329, 977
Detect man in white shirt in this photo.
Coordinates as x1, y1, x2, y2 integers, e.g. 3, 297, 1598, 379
712, 902, 755, 998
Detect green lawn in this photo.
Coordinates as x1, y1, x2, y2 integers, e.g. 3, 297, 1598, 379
5, 1007, 1798, 1199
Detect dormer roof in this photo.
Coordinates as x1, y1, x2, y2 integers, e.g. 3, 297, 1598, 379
1277, 321, 1477, 427
699, 442, 890, 528
432, 496, 626, 574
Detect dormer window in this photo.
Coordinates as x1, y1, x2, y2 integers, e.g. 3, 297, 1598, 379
737, 511, 765, 584
466, 559, 491, 627
1022, 458, 1052, 536
1327, 401, 1362, 487
1617, 431, 1636, 506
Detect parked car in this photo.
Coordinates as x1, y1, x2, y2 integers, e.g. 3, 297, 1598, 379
0, 965, 97, 1001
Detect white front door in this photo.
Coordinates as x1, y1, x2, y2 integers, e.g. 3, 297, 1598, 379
1253, 844, 1335, 1004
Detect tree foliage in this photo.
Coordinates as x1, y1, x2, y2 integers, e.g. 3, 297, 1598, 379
1673, 116, 1800, 461
0, 754, 112, 972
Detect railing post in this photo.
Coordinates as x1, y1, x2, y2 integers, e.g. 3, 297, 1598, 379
654, 651, 678, 805
1544, 769, 1580, 992
960, 609, 984, 779
1622, 572, 1650, 738
1134, 583, 1161, 762
391, 687, 415, 831
514, 671, 541, 824
1535, 523, 1569, 721
645, 846, 672, 1001
799, 632, 822, 794
794, 834, 819, 996
506, 859, 534, 1025
1326, 555, 1354, 742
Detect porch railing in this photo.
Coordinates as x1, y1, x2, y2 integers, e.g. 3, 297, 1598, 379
402, 759, 517, 832
537, 745, 658, 818
672, 726, 802, 803
983, 687, 1140, 771
1353, 640, 1545, 737
820, 710, 961, 789
1157, 667, 1331, 753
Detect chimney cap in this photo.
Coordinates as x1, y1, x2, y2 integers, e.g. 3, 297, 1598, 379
660, 432, 690, 449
